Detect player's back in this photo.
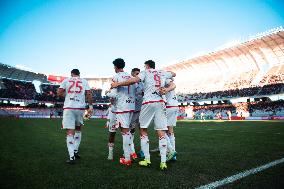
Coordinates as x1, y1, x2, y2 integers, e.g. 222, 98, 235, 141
60, 77, 90, 109
112, 72, 135, 112
165, 79, 178, 107
139, 69, 172, 104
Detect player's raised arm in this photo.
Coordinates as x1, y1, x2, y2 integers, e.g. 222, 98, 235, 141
111, 76, 140, 88
105, 88, 118, 98
168, 71, 176, 77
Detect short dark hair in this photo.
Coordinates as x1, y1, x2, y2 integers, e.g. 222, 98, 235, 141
144, 60, 155, 69
113, 58, 125, 69
131, 68, 140, 73
71, 69, 80, 76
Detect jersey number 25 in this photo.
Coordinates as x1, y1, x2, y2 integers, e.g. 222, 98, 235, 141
68, 81, 83, 94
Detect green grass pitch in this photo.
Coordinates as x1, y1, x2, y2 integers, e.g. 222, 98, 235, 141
1, 118, 284, 189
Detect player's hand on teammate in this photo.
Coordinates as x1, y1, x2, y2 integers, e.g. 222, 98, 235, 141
84, 110, 92, 120
105, 89, 110, 95
159, 87, 167, 95
84, 105, 93, 120
88, 105, 93, 115
111, 82, 119, 88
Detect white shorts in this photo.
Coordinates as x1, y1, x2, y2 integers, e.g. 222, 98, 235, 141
116, 112, 133, 129
166, 107, 179, 127
139, 102, 167, 130
130, 111, 140, 129
108, 112, 117, 133
62, 109, 84, 129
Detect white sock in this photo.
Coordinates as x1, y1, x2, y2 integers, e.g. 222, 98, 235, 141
159, 135, 167, 163
140, 135, 150, 160
74, 131, 81, 153
169, 134, 176, 151
66, 135, 75, 159
165, 134, 174, 152
130, 133, 135, 154
122, 132, 131, 160
108, 143, 114, 158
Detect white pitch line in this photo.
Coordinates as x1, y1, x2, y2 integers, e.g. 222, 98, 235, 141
195, 157, 284, 189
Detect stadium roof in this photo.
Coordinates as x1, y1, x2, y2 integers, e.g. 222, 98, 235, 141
163, 29, 284, 72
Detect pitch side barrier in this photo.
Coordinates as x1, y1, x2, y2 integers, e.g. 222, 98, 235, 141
16, 115, 107, 119
178, 116, 284, 120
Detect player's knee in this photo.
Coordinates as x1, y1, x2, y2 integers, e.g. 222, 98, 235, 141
66, 129, 75, 136
156, 130, 166, 138
120, 128, 129, 134
75, 125, 81, 131
130, 128, 135, 134
110, 132, 116, 137
167, 127, 174, 134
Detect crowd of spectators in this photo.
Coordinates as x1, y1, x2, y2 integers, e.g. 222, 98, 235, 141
0, 78, 37, 100
248, 100, 284, 116
179, 83, 284, 101
36, 84, 64, 102
260, 73, 284, 85
224, 71, 258, 90
1, 75, 284, 109
193, 104, 236, 119
0, 78, 107, 102
190, 100, 284, 119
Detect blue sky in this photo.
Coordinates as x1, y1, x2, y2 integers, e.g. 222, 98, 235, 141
0, 0, 284, 77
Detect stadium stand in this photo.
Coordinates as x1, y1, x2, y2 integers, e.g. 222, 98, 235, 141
0, 78, 37, 100
1, 28, 284, 120
0, 63, 48, 82
163, 30, 284, 94
178, 83, 284, 101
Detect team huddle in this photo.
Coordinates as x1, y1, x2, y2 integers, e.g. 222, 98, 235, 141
57, 59, 179, 170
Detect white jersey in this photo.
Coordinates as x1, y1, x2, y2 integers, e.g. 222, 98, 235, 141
138, 69, 173, 105
59, 77, 90, 109
107, 106, 115, 119
105, 89, 118, 111
165, 79, 179, 107
135, 82, 144, 112
112, 72, 135, 113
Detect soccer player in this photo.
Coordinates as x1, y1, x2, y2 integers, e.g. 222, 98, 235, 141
227, 110, 232, 121
130, 68, 144, 159
111, 60, 176, 170
57, 69, 93, 164
105, 89, 118, 160
161, 78, 178, 161
200, 111, 205, 122
216, 111, 222, 120
105, 103, 117, 160
111, 58, 136, 166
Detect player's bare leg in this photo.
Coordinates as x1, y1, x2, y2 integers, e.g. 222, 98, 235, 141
107, 131, 116, 160
130, 127, 138, 160
167, 126, 177, 161
157, 130, 168, 170
66, 129, 75, 164
119, 127, 132, 166
74, 125, 82, 159
139, 128, 151, 167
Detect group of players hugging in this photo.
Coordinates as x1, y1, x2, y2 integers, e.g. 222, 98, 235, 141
58, 58, 178, 171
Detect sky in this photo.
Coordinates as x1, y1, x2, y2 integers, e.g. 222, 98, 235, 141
0, 0, 284, 78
